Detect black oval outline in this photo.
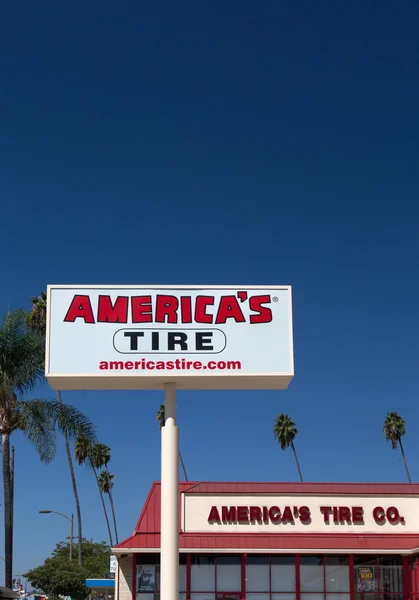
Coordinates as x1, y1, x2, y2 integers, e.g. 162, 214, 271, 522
112, 328, 227, 355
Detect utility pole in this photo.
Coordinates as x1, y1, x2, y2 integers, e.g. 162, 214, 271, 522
10, 447, 14, 524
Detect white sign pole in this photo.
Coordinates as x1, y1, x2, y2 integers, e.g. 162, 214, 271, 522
160, 382, 179, 600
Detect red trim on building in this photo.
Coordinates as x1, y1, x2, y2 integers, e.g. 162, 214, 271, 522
349, 554, 354, 600
404, 555, 410, 600
131, 551, 136, 600
117, 532, 419, 552
185, 482, 419, 495
241, 554, 246, 600
186, 553, 191, 600
115, 482, 419, 554
295, 554, 301, 598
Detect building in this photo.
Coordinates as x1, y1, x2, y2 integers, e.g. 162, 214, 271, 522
113, 482, 419, 600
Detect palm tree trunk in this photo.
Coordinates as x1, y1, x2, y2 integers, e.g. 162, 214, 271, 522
291, 442, 303, 482
3, 433, 13, 589
105, 466, 119, 544
57, 390, 83, 565
399, 438, 412, 483
92, 461, 113, 546
179, 450, 188, 481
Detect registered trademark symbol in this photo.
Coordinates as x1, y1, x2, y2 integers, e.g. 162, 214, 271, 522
273, 296, 278, 302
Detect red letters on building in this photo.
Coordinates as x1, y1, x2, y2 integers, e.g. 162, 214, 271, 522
208, 505, 402, 527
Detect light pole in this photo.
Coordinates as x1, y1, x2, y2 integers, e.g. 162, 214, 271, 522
39, 510, 74, 561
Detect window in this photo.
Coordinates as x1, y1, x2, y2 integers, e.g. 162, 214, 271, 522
191, 556, 216, 592
135, 555, 186, 598
325, 557, 349, 593
354, 555, 403, 600
301, 556, 324, 593
300, 555, 350, 600
217, 556, 241, 592
246, 556, 270, 592
272, 556, 296, 593
245, 555, 296, 600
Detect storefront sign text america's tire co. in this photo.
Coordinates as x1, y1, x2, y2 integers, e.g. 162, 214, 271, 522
208, 505, 405, 526
45, 286, 293, 391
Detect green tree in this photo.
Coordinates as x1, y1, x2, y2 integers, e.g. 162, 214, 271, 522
273, 413, 303, 482
0, 309, 96, 588
26, 291, 96, 565
75, 438, 114, 546
383, 411, 411, 482
93, 443, 119, 544
157, 404, 188, 481
24, 538, 110, 600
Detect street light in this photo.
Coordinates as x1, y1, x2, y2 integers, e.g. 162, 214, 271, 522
39, 510, 74, 561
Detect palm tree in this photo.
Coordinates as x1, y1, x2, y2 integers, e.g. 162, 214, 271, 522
273, 413, 303, 482
75, 438, 114, 546
0, 309, 96, 588
98, 470, 118, 543
92, 443, 118, 544
383, 411, 411, 482
157, 404, 188, 481
26, 291, 93, 565
25, 292, 47, 333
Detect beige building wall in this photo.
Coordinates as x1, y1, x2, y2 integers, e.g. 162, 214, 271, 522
116, 555, 133, 600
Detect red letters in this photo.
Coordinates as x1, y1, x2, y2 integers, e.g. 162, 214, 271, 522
320, 506, 333, 523
97, 295, 128, 323
281, 506, 294, 524
249, 506, 262, 522
131, 296, 152, 323
181, 296, 192, 323
195, 296, 214, 323
373, 506, 385, 523
208, 506, 221, 522
63, 292, 273, 325
299, 506, 311, 523
64, 295, 95, 323
215, 296, 246, 324
221, 506, 236, 521
237, 506, 248, 522
155, 295, 178, 323
352, 506, 364, 524
387, 507, 400, 523
339, 507, 351, 523
249, 295, 273, 324
269, 506, 281, 523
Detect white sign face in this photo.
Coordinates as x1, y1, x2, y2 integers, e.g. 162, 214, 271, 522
46, 285, 293, 390
183, 494, 419, 534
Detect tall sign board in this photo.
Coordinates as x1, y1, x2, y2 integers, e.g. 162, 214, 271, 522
45, 285, 293, 390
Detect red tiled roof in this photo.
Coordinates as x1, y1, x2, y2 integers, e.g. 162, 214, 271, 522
115, 481, 419, 553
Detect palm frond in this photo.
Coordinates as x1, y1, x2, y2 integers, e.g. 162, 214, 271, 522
273, 413, 298, 450
91, 443, 111, 469
74, 436, 94, 466
383, 411, 406, 450
26, 292, 47, 335
55, 402, 96, 443
0, 309, 45, 393
17, 399, 57, 463
157, 404, 165, 429
98, 470, 114, 493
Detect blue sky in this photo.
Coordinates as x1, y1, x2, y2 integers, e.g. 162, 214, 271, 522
1, 0, 418, 582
